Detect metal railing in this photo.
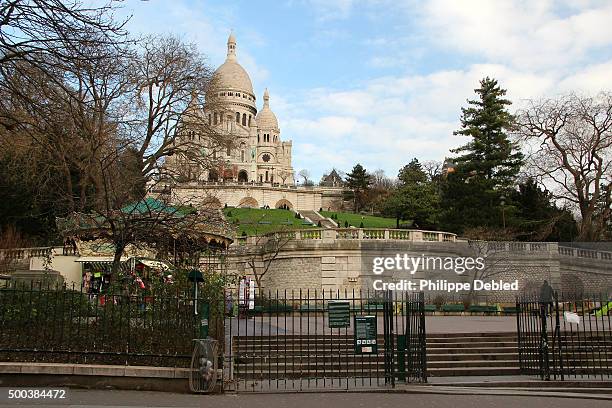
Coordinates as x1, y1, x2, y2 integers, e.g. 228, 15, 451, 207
516, 292, 612, 380
224, 289, 426, 392
0, 282, 206, 367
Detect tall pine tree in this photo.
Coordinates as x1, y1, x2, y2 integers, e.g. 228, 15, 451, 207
452, 77, 522, 185
345, 164, 371, 212
441, 77, 523, 234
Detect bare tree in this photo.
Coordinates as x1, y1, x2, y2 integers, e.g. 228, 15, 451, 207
463, 240, 518, 305
297, 169, 311, 185
422, 160, 443, 181
0, 0, 129, 131
0, 0, 127, 66
125, 36, 230, 184
515, 93, 612, 240
370, 169, 394, 189
243, 232, 292, 295
277, 169, 292, 185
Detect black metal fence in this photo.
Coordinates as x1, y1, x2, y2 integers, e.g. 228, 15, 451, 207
0, 281, 208, 367
224, 289, 427, 392
517, 292, 611, 380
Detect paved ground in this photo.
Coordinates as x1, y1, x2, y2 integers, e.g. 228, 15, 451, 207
226, 315, 518, 336
0, 389, 609, 408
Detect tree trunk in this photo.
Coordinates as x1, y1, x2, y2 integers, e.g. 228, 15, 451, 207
111, 242, 126, 276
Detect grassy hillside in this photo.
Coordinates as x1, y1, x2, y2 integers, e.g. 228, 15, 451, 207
320, 211, 397, 228
223, 207, 316, 236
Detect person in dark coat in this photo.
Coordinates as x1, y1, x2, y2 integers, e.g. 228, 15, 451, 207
539, 280, 554, 316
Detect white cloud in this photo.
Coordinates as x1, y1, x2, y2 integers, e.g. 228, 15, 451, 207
280, 58, 611, 179
419, 0, 612, 71
120, 0, 612, 180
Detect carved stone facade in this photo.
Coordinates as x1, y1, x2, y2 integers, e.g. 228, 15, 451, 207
162, 33, 350, 211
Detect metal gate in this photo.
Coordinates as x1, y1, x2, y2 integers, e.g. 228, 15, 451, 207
224, 289, 426, 392
516, 291, 611, 380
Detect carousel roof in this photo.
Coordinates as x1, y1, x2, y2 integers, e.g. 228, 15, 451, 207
57, 198, 234, 250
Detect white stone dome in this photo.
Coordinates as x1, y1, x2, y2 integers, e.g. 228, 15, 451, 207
256, 88, 278, 130
213, 33, 254, 96
214, 60, 254, 95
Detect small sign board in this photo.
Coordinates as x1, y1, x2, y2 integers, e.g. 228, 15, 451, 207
354, 315, 378, 354
328, 301, 351, 328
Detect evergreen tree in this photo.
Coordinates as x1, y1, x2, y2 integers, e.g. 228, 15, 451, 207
452, 77, 523, 185
511, 179, 577, 241
345, 164, 371, 212
441, 77, 523, 234
398, 159, 428, 186
383, 158, 440, 229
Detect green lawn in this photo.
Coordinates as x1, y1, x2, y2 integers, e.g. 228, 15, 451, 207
320, 211, 398, 228
223, 207, 316, 236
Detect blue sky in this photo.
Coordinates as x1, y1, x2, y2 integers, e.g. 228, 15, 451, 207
120, 0, 612, 181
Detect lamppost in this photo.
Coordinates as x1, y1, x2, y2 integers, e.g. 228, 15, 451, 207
500, 194, 506, 230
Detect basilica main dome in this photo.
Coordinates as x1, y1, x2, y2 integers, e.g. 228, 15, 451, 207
212, 32, 255, 100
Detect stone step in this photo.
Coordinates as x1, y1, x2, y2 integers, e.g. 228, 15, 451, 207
427, 336, 517, 343
427, 360, 518, 368
427, 353, 518, 362
427, 341, 517, 348
428, 367, 522, 376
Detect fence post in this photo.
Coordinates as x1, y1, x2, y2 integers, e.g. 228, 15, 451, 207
540, 301, 550, 380
516, 296, 522, 371
419, 291, 427, 383
554, 291, 564, 381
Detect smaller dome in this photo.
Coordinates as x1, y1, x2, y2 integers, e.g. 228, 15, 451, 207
255, 88, 278, 130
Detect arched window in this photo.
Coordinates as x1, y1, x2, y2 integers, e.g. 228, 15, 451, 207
214, 112, 218, 125
257, 135, 260, 143
208, 114, 211, 125
248, 115, 251, 127
219, 114, 223, 123
241, 150, 245, 162
236, 112, 240, 123
238, 170, 248, 182
242, 113, 247, 126
227, 146, 231, 156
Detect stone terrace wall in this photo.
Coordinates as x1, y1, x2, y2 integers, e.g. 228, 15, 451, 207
227, 230, 612, 303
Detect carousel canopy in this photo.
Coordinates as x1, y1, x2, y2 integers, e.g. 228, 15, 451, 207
57, 198, 234, 251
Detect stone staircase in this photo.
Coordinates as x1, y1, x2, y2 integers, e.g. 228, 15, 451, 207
298, 210, 336, 228
231, 332, 520, 379
427, 332, 520, 377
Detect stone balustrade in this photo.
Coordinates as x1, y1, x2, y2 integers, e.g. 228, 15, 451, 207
0, 246, 55, 260
558, 246, 612, 261
234, 228, 457, 246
